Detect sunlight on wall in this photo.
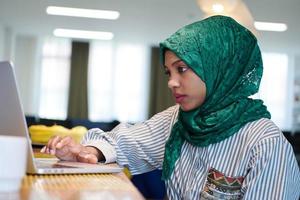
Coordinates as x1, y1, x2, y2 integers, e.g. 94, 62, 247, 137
256, 52, 290, 130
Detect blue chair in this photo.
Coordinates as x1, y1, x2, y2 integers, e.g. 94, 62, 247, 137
131, 169, 166, 199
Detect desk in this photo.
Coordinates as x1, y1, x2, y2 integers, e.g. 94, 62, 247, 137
0, 147, 144, 200
0, 172, 144, 200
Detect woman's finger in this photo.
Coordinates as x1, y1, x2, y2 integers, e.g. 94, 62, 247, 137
55, 136, 73, 149
48, 135, 62, 155
42, 135, 60, 154
41, 136, 54, 154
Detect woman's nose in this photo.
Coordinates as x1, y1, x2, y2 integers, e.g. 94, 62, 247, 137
168, 77, 180, 89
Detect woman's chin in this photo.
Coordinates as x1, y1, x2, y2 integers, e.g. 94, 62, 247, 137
179, 102, 202, 112
179, 104, 193, 112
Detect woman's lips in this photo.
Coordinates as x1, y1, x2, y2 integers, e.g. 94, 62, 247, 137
174, 94, 186, 103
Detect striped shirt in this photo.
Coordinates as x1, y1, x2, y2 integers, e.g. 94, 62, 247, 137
82, 105, 300, 200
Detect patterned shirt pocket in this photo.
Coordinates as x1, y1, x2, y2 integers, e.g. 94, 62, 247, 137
200, 167, 244, 200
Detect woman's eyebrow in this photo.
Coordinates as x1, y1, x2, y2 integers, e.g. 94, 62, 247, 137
164, 59, 184, 69
172, 59, 182, 66
172, 60, 185, 66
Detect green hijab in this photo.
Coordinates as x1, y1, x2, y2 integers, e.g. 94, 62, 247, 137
159, 15, 271, 180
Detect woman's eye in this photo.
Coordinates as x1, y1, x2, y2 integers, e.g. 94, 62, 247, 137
164, 70, 170, 76
178, 66, 188, 73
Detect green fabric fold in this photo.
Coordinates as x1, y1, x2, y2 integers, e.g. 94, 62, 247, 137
159, 15, 271, 180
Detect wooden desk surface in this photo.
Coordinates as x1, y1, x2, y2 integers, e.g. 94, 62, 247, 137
0, 172, 144, 200
0, 148, 144, 200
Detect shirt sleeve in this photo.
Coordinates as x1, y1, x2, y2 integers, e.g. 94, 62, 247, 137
81, 105, 179, 175
242, 130, 300, 200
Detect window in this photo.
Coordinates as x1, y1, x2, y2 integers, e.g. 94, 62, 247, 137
39, 38, 71, 119
39, 39, 150, 122
255, 53, 290, 130
88, 42, 150, 122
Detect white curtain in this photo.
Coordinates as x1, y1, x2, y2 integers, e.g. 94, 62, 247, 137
88, 41, 150, 122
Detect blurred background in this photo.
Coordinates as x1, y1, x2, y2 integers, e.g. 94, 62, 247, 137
0, 0, 300, 130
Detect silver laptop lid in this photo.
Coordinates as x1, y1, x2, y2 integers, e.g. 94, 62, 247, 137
0, 61, 36, 173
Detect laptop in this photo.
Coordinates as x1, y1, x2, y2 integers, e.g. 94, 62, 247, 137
0, 61, 123, 174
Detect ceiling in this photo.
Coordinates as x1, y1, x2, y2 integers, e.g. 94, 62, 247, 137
0, 0, 300, 51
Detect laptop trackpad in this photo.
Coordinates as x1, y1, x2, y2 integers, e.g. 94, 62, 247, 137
35, 158, 76, 169
35, 158, 108, 169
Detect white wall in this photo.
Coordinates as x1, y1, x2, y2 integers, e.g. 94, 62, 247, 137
13, 35, 42, 116
292, 54, 300, 131
2, 26, 16, 62
0, 24, 4, 60
259, 41, 300, 131
0, 25, 14, 61
0, 26, 42, 116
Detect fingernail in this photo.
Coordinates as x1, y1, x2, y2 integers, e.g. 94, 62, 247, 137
40, 146, 45, 153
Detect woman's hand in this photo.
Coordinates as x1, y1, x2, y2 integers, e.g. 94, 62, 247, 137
40, 135, 104, 164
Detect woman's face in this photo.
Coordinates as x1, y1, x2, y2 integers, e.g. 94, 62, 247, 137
164, 50, 206, 111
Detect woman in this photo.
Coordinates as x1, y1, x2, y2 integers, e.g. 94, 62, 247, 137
42, 15, 300, 199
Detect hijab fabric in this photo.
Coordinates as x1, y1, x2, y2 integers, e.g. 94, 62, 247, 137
159, 15, 271, 180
